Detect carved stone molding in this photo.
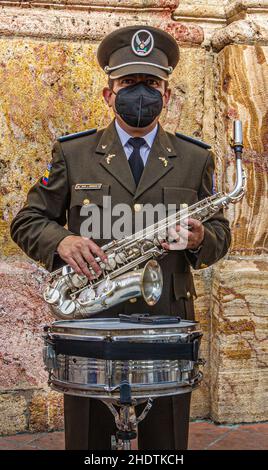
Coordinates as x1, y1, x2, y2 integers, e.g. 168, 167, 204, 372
174, 0, 226, 23
213, 0, 268, 50
226, 0, 268, 21
173, 1, 268, 47
0, 5, 203, 44
1, 1, 267, 49
0, 0, 179, 12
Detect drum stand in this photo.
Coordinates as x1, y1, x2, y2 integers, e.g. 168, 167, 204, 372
102, 382, 154, 450
103, 398, 153, 450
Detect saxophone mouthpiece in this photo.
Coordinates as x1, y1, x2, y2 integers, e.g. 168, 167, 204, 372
233, 120, 243, 146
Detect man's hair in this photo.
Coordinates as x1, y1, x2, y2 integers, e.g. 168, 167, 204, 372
108, 77, 169, 90
108, 77, 114, 90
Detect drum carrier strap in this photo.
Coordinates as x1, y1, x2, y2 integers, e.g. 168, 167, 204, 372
49, 334, 201, 361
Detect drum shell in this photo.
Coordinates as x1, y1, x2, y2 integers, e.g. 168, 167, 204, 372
43, 318, 203, 401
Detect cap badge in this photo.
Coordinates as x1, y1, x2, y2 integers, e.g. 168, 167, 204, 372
131, 30, 154, 57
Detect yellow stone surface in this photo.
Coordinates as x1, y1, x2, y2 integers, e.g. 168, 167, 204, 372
0, 393, 27, 435
191, 268, 213, 419
0, 38, 110, 256
161, 47, 207, 136
0, 38, 207, 257
210, 258, 268, 423
29, 390, 64, 432
215, 45, 268, 255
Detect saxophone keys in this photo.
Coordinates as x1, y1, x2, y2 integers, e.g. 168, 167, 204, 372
43, 286, 60, 304
78, 287, 96, 304
49, 266, 65, 278
99, 261, 107, 270
114, 252, 126, 264
62, 265, 74, 276
60, 300, 76, 315
71, 273, 88, 288
105, 255, 117, 270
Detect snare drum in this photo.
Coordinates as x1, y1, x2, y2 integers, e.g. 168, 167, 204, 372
43, 317, 203, 402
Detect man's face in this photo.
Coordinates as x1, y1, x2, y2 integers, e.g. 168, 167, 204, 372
103, 73, 171, 131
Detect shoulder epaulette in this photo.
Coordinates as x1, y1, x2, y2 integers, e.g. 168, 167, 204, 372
175, 132, 211, 150
57, 128, 97, 142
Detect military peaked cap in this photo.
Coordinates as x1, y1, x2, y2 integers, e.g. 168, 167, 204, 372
97, 25, 179, 81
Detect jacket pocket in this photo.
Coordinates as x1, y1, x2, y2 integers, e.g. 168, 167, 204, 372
163, 187, 198, 208
172, 272, 197, 321
70, 184, 110, 209
172, 272, 197, 300
68, 184, 110, 240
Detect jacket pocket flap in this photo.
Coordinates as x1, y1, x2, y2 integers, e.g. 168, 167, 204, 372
70, 184, 110, 209
163, 187, 198, 207
173, 272, 197, 300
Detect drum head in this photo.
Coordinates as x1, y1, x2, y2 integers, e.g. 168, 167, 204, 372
50, 317, 198, 338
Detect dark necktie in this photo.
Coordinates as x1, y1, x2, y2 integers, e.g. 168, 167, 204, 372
127, 137, 146, 186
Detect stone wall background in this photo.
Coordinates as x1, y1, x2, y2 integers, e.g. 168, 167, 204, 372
0, 0, 267, 434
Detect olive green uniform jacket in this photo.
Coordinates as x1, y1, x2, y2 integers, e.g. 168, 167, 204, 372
10, 120, 231, 320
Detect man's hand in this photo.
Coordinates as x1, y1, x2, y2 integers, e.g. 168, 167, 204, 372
57, 235, 108, 279
161, 218, 204, 251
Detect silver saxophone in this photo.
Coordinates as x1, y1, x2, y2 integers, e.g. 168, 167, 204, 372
43, 120, 246, 319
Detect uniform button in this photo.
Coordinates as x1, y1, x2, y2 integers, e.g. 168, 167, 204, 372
129, 297, 137, 303
83, 198, 90, 205
134, 203, 142, 212
181, 203, 188, 209
186, 291, 191, 299
200, 263, 208, 269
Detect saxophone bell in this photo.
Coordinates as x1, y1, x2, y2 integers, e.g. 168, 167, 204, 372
44, 260, 163, 319
141, 259, 163, 306
77, 260, 163, 309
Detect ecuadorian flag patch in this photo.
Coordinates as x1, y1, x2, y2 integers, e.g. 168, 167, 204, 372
41, 163, 52, 186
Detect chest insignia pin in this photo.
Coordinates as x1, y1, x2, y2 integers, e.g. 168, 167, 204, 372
106, 153, 116, 164
158, 157, 168, 167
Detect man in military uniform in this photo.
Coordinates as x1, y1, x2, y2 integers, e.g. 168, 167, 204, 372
10, 25, 231, 450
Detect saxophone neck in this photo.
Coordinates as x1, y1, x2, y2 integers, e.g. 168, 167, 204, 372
227, 120, 246, 202
227, 157, 246, 202
185, 121, 246, 224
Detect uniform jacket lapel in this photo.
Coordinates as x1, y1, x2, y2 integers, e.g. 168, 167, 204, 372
133, 124, 180, 200
95, 121, 181, 199
95, 120, 136, 195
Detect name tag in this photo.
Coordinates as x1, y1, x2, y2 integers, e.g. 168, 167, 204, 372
75, 183, 103, 190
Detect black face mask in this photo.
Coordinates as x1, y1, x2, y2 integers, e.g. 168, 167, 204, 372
114, 82, 163, 128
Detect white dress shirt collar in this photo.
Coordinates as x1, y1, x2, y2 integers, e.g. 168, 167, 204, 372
115, 119, 158, 150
